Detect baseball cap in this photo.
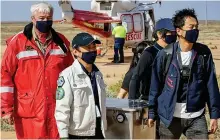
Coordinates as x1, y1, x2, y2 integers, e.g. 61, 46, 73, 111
72, 32, 101, 48
155, 18, 175, 31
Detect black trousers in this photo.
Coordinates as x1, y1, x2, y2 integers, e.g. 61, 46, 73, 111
119, 44, 124, 62
68, 118, 104, 139
159, 114, 208, 139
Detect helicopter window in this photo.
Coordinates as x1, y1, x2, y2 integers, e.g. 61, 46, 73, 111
100, 2, 112, 10
121, 14, 133, 33
133, 13, 143, 32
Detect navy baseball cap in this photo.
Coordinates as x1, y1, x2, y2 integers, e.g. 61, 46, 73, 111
155, 18, 175, 31
72, 32, 101, 48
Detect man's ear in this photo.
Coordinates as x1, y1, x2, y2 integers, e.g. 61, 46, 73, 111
31, 16, 35, 21
31, 16, 36, 25
72, 48, 77, 56
72, 48, 81, 58
176, 28, 182, 36
156, 31, 162, 39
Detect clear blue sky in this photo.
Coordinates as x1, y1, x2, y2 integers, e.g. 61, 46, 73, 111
1, 1, 220, 22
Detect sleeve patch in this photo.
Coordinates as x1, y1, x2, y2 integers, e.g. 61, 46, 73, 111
56, 87, 65, 100
57, 76, 65, 87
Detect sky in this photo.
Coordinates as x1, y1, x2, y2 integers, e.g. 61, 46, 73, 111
1, 1, 220, 22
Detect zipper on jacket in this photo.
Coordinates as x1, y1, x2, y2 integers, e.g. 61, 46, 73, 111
85, 73, 97, 128
185, 52, 197, 113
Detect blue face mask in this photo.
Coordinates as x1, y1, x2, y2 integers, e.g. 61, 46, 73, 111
165, 35, 177, 44
82, 51, 97, 64
36, 20, 53, 33
183, 29, 199, 43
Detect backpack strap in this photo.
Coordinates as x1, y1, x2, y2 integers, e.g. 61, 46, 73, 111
162, 43, 174, 78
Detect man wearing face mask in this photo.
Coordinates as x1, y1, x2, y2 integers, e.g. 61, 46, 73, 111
1, 2, 73, 139
148, 8, 220, 139
129, 18, 177, 100
55, 32, 107, 139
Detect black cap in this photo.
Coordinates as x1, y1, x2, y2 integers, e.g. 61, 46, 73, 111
72, 32, 101, 48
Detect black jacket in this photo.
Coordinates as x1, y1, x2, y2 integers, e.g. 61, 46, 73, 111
129, 43, 163, 100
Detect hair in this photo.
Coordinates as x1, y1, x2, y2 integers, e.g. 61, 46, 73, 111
129, 41, 151, 69
152, 29, 169, 41
172, 8, 198, 29
118, 22, 122, 25
30, 2, 54, 16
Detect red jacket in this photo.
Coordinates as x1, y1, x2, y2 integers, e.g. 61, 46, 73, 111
1, 23, 74, 139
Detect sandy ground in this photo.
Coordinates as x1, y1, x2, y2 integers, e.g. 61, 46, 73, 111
1, 21, 220, 139
0, 131, 16, 139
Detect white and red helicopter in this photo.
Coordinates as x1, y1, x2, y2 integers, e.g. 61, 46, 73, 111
58, 0, 161, 54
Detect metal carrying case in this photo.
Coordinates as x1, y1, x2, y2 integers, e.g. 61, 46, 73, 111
105, 98, 156, 139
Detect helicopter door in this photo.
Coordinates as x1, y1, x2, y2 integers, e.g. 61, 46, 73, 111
120, 14, 133, 34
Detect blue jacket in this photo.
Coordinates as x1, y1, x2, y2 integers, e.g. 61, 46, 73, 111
148, 41, 220, 127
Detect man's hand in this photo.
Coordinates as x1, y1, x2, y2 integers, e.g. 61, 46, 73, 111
148, 119, 155, 128
209, 119, 218, 134
2, 113, 14, 125
117, 92, 126, 99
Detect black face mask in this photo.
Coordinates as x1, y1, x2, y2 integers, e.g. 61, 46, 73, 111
182, 29, 199, 43
36, 20, 53, 33
81, 51, 97, 64
165, 35, 177, 44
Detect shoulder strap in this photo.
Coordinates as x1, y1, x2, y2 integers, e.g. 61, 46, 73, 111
163, 43, 174, 77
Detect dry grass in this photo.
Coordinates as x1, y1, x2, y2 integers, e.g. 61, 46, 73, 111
106, 74, 111, 78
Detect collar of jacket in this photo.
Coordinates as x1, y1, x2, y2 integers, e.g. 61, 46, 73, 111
171, 41, 197, 70
154, 42, 164, 51
32, 27, 52, 42
73, 59, 102, 77
174, 41, 196, 55
79, 62, 99, 76
23, 22, 67, 53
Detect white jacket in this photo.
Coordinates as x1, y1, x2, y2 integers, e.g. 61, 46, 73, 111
55, 59, 107, 138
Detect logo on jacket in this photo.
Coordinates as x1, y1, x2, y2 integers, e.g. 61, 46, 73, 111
56, 87, 65, 100
57, 76, 65, 87
25, 46, 34, 51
